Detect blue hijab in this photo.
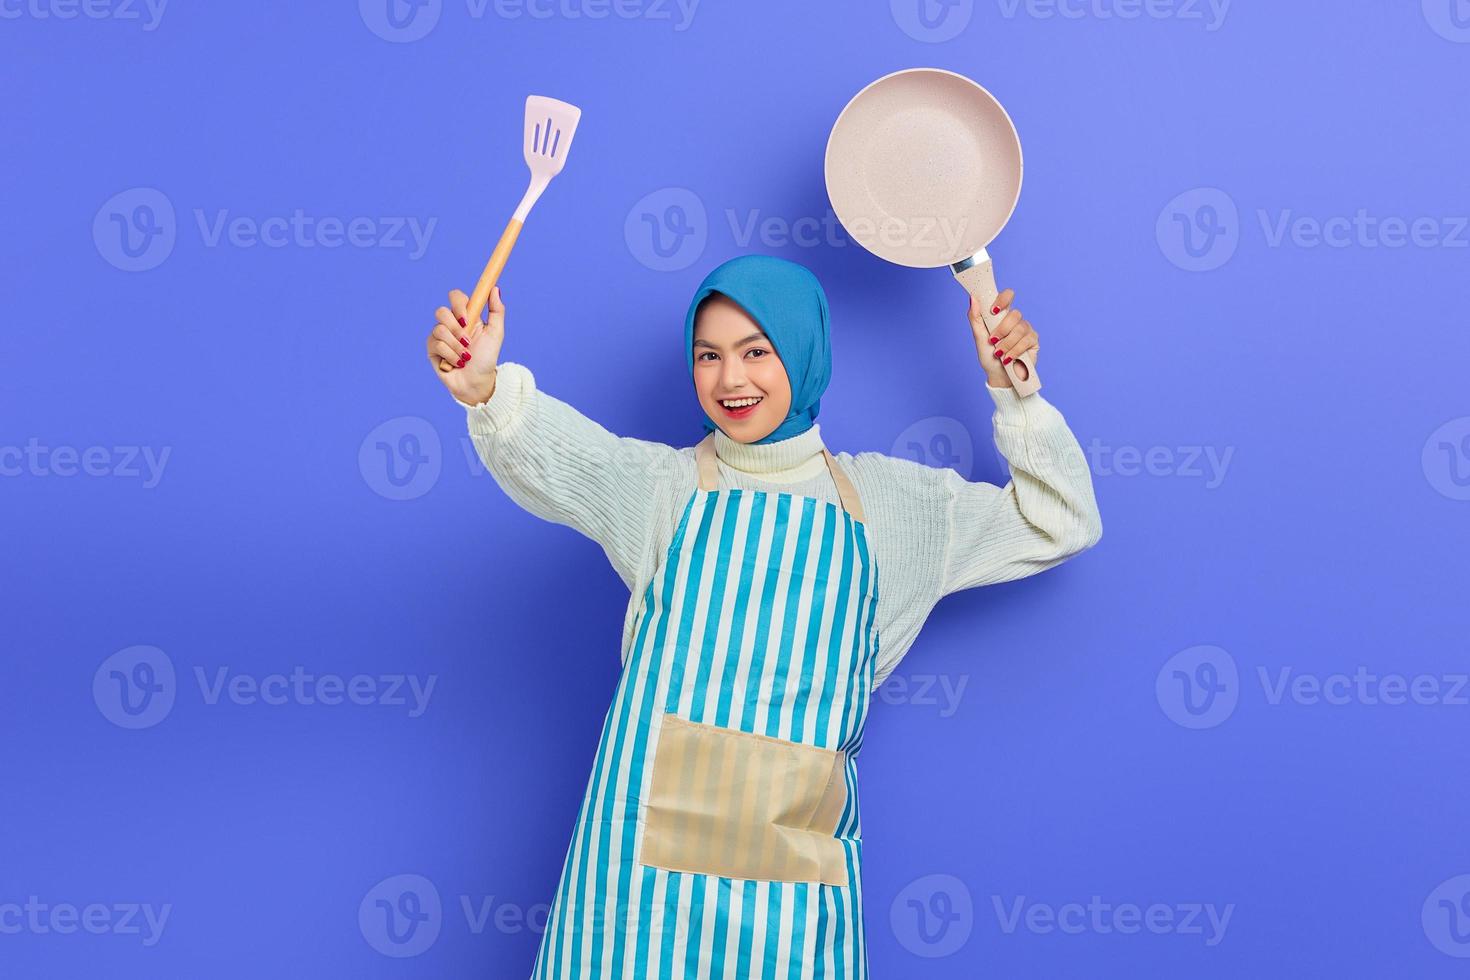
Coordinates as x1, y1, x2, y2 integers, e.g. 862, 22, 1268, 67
683, 255, 832, 445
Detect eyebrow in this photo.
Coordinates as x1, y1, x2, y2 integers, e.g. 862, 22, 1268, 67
692, 332, 768, 350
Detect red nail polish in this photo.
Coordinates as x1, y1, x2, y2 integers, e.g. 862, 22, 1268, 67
460, 337, 469, 348
988, 336, 998, 345
994, 350, 1003, 359
991, 306, 1000, 315
457, 316, 467, 327
1003, 355, 1013, 364
463, 353, 471, 362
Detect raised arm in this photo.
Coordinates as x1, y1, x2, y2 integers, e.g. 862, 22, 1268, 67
937, 288, 1103, 594
939, 382, 1102, 595
428, 286, 679, 590
454, 362, 679, 590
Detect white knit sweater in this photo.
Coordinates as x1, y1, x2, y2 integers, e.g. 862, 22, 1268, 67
455, 362, 1103, 691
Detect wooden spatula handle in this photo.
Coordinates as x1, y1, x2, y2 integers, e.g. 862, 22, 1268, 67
952, 255, 1042, 398
438, 217, 523, 374
469, 217, 523, 325
470, 213, 523, 320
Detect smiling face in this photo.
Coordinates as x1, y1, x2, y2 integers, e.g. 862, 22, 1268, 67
691, 294, 793, 444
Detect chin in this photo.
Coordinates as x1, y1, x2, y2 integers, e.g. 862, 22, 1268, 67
742, 418, 783, 441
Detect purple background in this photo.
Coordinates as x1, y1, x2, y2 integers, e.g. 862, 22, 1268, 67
4, 0, 1470, 975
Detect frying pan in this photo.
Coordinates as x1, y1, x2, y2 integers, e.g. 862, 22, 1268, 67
825, 67, 1040, 396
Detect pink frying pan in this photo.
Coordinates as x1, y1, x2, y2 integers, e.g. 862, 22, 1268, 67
825, 67, 1040, 396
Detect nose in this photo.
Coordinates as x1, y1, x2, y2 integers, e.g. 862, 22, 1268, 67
720, 358, 749, 390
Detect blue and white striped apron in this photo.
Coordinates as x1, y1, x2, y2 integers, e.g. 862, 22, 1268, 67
532, 432, 882, 979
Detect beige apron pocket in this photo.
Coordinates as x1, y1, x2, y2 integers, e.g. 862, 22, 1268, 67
639, 711, 849, 886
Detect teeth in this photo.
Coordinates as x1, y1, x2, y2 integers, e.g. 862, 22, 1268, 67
721, 397, 762, 408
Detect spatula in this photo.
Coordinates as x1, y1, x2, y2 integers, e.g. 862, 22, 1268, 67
443, 94, 582, 366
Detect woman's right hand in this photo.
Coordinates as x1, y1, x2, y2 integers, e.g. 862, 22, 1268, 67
428, 285, 505, 406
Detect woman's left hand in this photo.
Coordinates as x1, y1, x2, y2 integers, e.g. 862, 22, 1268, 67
968, 289, 1039, 388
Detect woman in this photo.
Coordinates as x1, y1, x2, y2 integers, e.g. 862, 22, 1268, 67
425, 254, 1101, 978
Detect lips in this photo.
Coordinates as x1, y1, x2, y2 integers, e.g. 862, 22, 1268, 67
718, 396, 762, 419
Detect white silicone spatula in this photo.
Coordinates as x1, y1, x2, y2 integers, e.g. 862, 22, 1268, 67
444, 94, 581, 366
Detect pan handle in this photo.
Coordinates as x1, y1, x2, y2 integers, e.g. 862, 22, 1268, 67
952, 252, 1041, 397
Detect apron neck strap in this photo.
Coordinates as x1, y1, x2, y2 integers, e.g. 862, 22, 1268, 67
694, 433, 866, 524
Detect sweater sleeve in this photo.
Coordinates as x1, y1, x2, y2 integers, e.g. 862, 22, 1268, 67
454, 361, 680, 592
939, 383, 1103, 595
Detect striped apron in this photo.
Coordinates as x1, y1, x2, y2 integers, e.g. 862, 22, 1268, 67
532, 432, 882, 979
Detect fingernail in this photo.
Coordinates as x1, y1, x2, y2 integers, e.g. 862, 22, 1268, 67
987, 336, 998, 345
994, 350, 1003, 359
459, 337, 469, 348
457, 316, 467, 327
463, 353, 471, 362
1003, 355, 1013, 364
991, 306, 1000, 315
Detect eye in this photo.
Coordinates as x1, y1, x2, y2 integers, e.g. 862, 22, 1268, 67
696, 351, 718, 362
746, 348, 769, 359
